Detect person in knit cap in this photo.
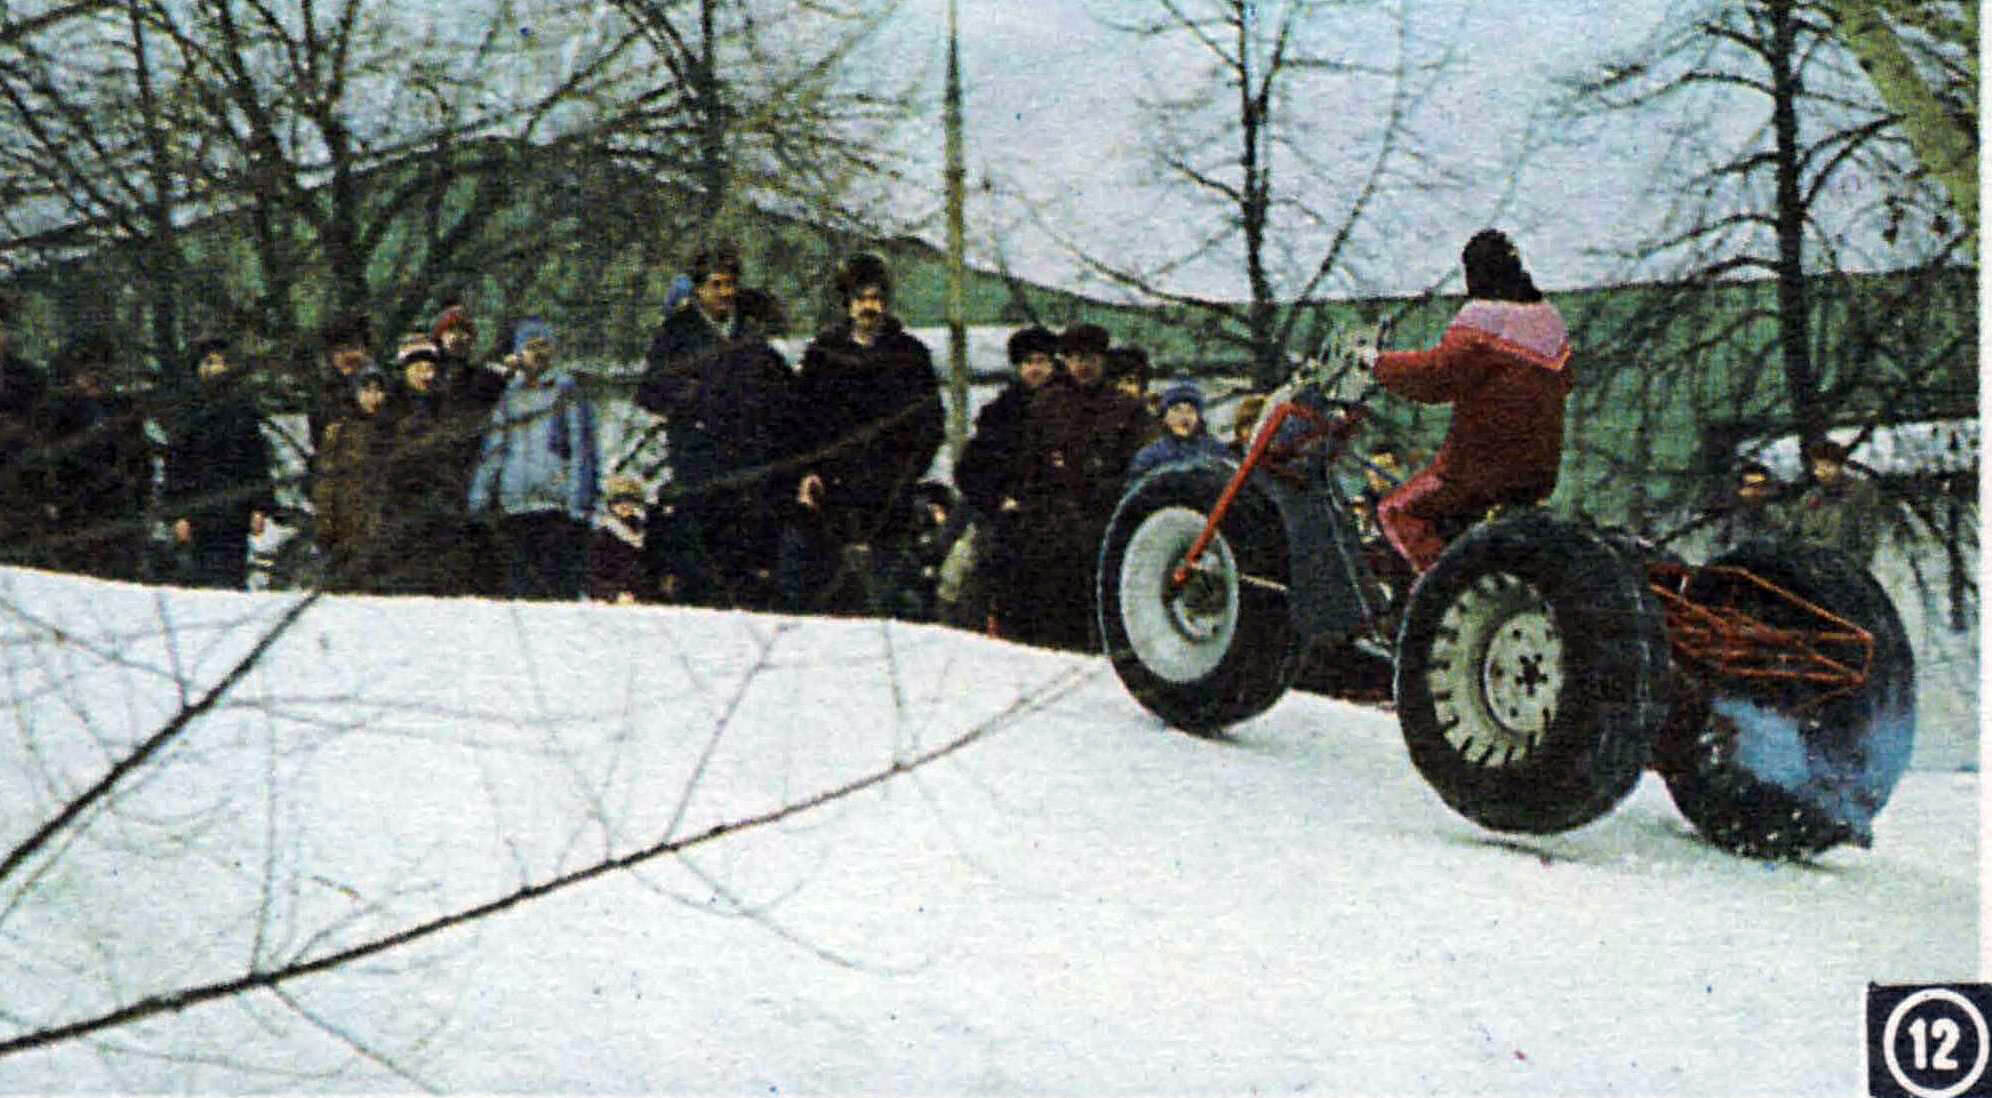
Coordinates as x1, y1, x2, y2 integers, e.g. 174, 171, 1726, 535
589, 473, 650, 604
776, 251, 942, 614
1346, 229, 1573, 574
467, 317, 599, 600
1126, 381, 1229, 481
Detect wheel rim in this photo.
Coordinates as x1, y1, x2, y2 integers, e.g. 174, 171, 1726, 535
1118, 506, 1239, 683
1426, 572, 1562, 767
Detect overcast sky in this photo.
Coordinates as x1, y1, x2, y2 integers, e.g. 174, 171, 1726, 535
850, 0, 1709, 298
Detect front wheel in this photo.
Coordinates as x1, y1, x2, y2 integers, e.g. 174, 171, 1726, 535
1098, 463, 1302, 735
1395, 513, 1671, 834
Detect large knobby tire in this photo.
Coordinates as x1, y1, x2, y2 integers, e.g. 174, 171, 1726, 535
1395, 513, 1671, 834
1660, 543, 1915, 860
1098, 462, 1302, 735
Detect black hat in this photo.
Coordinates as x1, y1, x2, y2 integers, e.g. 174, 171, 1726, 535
1058, 323, 1110, 357
689, 240, 743, 286
1106, 345, 1150, 384
1462, 229, 1543, 303
1007, 325, 1057, 365
189, 332, 231, 362
1804, 439, 1849, 462
836, 252, 892, 302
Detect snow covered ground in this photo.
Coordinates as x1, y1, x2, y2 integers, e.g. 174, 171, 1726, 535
0, 568, 1977, 1094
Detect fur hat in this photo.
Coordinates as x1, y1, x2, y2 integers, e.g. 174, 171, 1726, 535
189, 332, 231, 364
1804, 438, 1849, 463
1462, 229, 1543, 303
512, 317, 554, 354
603, 473, 647, 506
1159, 381, 1204, 416
431, 305, 476, 347
1107, 345, 1151, 386
1007, 325, 1057, 365
352, 365, 388, 394
836, 252, 892, 302
320, 311, 374, 355
1058, 323, 1110, 357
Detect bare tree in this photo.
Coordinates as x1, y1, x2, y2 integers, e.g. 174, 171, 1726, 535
1047, 0, 1466, 386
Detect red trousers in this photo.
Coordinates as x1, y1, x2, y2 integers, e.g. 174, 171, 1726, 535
1378, 466, 1547, 574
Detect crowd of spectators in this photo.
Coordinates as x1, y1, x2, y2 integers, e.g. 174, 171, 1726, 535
0, 244, 1894, 654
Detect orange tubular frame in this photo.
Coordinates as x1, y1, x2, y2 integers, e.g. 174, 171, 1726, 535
1647, 562, 1874, 703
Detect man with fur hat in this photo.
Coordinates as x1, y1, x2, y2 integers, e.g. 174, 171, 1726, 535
468, 318, 599, 600
1009, 322, 1148, 649
777, 251, 943, 613
165, 334, 274, 589
952, 324, 1062, 631
1127, 381, 1228, 480
1347, 229, 1574, 575
1792, 438, 1884, 566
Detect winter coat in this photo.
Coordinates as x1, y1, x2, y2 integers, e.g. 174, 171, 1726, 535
467, 368, 599, 523
1126, 429, 1231, 481
954, 380, 1043, 519
1021, 379, 1148, 522
640, 305, 736, 400
588, 512, 647, 602
164, 377, 274, 533
313, 412, 393, 559
1712, 496, 1788, 552
1792, 476, 1884, 566
640, 331, 794, 502
1373, 298, 1573, 502
788, 317, 943, 545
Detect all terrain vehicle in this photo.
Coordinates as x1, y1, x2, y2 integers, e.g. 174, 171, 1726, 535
1097, 333, 1915, 860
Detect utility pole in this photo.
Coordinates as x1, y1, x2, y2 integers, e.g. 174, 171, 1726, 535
943, 0, 970, 460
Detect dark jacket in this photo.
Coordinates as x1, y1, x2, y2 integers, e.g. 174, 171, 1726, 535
588, 513, 648, 602
166, 376, 274, 533
955, 380, 1045, 519
639, 331, 794, 501
789, 317, 943, 544
313, 411, 394, 562
1021, 379, 1148, 521
43, 386, 150, 534
639, 305, 736, 403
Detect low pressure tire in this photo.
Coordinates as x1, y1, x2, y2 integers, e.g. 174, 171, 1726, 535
1660, 543, 1915, 860
1098, 462, 1302, 735
1395, 512, 1671, 834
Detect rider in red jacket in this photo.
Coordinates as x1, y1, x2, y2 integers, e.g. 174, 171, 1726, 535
1360, 230, 1572, 573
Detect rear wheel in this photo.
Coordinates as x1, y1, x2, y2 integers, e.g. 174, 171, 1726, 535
1396, 513, 1671, 834
1098, 464, 1302, 734
1659, 543, 1914, 859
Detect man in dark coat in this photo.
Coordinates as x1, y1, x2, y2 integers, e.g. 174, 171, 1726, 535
41, 336, 151, 580
954, 324, 1060, 632
1359, 230, 1573, 574
641, 241, 741, 392
1009, 323, 1148, 649
636, 287, 795, 607
777, 252, 943, 614
166, 336, 274, 590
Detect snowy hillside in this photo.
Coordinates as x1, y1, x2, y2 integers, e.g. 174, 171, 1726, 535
0, 570, 1976, 1094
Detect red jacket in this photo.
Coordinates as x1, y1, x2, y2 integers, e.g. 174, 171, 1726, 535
1374, 299, 1572, 499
